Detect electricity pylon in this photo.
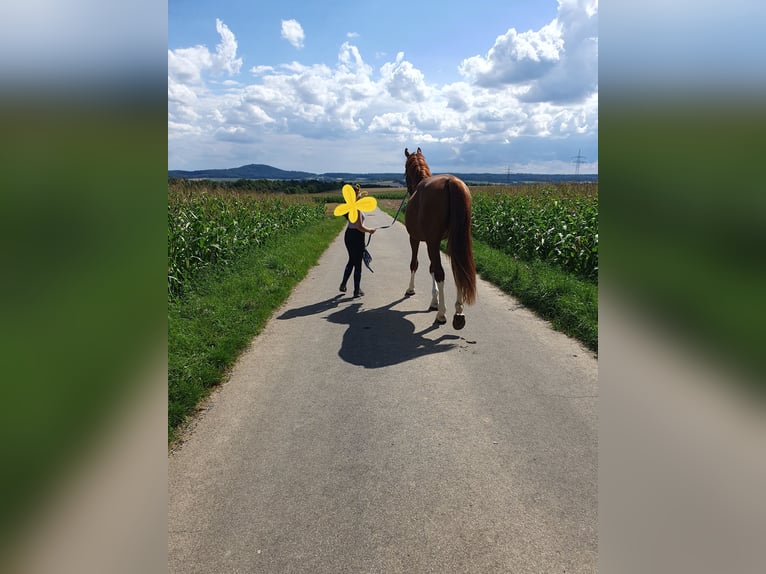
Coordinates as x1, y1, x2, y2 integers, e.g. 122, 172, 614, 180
572, 149, 586, 176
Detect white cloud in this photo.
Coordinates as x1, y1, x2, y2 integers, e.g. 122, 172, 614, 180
215, 125, 250, 142
250, 65, 275, 75
521, 0, 597, 102
368, 112, 411, 135
460, 21, 563, 86
168, 46, 213, 84
459, 0, 597, 103
380, 53, 430, 103
443, 82, 472, 112
281, 19, 305, 49
168, 19, 242, 84
167, 80, 199, 107
169, 12, 597, 173
338, 42, 371, 77
168, 121, 203, 138
213, 18, 242, 75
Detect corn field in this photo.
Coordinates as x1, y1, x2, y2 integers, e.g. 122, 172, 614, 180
168, 183, 597, 296
168, 187, 325, 296
471, 187, 598, 281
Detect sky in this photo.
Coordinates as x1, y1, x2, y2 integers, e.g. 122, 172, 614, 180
168, 0, 598, 174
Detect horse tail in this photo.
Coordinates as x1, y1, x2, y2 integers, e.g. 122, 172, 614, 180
446, 177, 477, 305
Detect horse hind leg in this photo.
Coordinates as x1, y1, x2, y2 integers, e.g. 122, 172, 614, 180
427, 242, 447, 324
429, 273, 439, 311
405, 237, 419, 296
406, 270, 417, 297
433, 279, 447, 324
452, 293, 466, 330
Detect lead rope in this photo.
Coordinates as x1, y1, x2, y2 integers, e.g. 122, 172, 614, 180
367, 192, 407, 246
360, 191, 408, 273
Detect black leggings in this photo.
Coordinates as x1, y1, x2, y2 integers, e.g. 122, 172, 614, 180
342, 228, 365, 290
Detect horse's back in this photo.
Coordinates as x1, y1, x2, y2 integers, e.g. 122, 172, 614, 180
406, 174, 454, 239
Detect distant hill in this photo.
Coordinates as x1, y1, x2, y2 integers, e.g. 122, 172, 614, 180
168, 163, 316, 180
168, 164, 597, 185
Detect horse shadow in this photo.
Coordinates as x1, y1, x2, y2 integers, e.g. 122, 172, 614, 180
325, 296, 461, 368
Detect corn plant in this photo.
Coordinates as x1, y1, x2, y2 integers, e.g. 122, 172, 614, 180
168, 187, 325, 296
472, 187, 598, 281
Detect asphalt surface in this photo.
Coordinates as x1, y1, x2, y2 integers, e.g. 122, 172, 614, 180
168, 208, 598, 573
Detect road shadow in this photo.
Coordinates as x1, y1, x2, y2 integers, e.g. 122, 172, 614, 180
276, 294, 346, 320
325, 296, 461, 368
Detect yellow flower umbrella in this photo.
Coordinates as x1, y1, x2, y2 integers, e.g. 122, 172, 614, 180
333, 184, 377, 223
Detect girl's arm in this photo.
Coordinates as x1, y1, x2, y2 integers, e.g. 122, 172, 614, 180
353, 215, 376, 234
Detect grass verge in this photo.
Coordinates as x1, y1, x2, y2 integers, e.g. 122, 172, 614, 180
168, 216, 345, 442
473, 242, 598, 351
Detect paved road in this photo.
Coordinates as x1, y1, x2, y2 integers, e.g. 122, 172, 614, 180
168, 208, 598, 573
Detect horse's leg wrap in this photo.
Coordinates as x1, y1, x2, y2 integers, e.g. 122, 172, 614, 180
426, 242, 444, 317
434, 280, 447, 324
406, 271, 416, 296
429, 273, 439, 310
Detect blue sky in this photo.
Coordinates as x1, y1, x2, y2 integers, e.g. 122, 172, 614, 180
168, 0, 598, 174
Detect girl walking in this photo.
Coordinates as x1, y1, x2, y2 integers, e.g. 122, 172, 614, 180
339, 185, 376, 297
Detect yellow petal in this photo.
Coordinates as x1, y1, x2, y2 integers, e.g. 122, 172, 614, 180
342, 184, 357, 205
356, 196, 377, 212
347, 208, 359, 223
333, 203, 351, 217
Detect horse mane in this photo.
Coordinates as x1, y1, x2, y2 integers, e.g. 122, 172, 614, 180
404, 147, 432, 195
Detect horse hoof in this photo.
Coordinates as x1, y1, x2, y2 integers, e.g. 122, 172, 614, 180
434, 315, 447, 325
452, 314, 466, 330
405, 290, 416, 297
429, 305, 439, 311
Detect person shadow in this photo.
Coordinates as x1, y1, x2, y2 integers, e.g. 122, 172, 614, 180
325, 296, 461, 368
276, 294, 346, 320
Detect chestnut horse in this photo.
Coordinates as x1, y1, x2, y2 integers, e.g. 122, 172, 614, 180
403, 147, 476, 329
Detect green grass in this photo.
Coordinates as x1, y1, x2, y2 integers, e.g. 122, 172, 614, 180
168, 215, 345, 440
472, 242, 597, 351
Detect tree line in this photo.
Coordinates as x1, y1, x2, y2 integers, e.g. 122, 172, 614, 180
168, 178, 341, 194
